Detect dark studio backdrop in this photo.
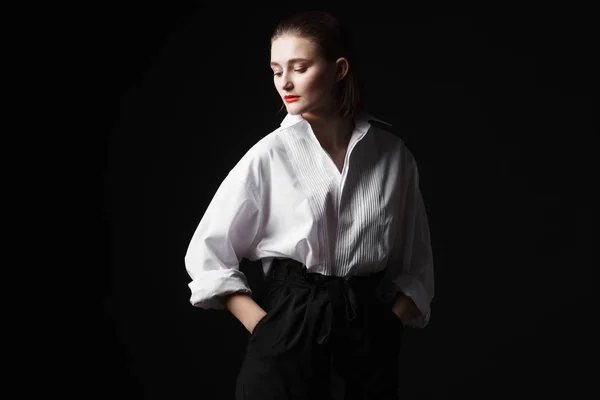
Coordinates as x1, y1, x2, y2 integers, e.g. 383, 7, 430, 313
96, 3, 595, 399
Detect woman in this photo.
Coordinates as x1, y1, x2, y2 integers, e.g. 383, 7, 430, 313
184, 10, 434, 400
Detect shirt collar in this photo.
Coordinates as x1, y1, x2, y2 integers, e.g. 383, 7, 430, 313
280, 113, 304, 128
280, 111, 375, 137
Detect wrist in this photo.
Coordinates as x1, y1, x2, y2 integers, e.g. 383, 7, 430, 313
250, 310, 267, 333
392, 294, 421, 321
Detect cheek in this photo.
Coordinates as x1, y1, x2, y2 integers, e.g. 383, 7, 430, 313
302, 72, 332, 96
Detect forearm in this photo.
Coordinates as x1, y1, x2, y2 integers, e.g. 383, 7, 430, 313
392, 293, 422, 326
224, 293, 267, 333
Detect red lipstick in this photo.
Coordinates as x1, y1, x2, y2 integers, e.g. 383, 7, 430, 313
284, 95, 300, 103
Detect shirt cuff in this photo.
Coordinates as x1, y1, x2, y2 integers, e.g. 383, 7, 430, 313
188, 269, 252, 310
390, 276, 432, 328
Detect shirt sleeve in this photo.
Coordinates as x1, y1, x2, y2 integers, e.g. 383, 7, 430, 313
184, 173, 261, 310
385, 158, 435, 328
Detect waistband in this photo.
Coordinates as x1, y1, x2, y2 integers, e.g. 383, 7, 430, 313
266, 258, 401, 305
265, 258, 393, 344
267, 258, 385, 283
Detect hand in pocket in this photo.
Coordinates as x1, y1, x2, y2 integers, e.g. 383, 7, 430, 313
391, 309, 406, 328
250, 312, 268, 335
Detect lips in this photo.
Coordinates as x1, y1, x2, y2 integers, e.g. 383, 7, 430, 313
284, 95, 300, 103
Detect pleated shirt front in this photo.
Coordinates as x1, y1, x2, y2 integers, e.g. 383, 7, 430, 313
184, 112, 434, 327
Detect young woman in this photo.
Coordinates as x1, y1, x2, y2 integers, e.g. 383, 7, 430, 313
184, 10, 434, 400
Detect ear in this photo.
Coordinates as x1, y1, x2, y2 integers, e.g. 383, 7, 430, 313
335, 57, 349, 82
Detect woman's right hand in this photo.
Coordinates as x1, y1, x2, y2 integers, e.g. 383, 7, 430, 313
250, 311, 268, 334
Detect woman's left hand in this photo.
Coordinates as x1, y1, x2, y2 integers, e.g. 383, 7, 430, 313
391, 294, 420, 327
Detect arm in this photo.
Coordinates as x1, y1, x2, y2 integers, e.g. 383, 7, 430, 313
387, 159, 435, 328
223, 293, 267, 334
184, 173, 266, 332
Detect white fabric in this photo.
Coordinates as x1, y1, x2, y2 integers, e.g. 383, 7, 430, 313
184, 111, 434, 327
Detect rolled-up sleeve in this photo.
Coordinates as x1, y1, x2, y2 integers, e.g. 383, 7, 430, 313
386, 159, 435, 328
184, 173, 261, 310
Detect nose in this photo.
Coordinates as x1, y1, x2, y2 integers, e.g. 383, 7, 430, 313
281, 75, 293, 92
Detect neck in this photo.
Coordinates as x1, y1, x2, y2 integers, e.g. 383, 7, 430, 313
301, 111, 355, 153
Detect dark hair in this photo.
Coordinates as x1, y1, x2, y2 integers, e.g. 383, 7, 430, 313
271, 11, 364, 119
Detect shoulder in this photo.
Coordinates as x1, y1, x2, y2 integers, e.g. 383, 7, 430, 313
227, 113, 308, 182
367, 116, 394, 133
363, 114, 417, 168
364, 115, 407, 150
226, 125, 285, 186
363, 113, 397, 144
240, 124, 289, 163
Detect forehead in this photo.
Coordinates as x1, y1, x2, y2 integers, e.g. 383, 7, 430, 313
270, 35, 320, 63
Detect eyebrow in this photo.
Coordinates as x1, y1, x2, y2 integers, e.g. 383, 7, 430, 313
270, 58, 311, 67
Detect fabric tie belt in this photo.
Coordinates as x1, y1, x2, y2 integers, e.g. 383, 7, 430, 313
266, 259, 389, 345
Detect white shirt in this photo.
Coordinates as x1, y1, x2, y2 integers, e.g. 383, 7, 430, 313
184, 111, 434, 328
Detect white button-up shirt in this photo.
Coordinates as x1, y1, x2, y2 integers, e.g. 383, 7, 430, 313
185, 111, 435, 327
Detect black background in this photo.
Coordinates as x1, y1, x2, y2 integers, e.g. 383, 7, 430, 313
91, 3, 595, 399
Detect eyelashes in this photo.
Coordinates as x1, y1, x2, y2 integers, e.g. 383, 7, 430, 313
273, 68, 307, 77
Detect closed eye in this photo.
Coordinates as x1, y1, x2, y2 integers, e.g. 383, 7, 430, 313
272, 67, 307, 77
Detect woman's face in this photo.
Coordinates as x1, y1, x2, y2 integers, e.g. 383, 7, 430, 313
270, 35, 338, 117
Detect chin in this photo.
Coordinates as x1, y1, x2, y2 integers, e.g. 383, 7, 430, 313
285, 103, 310, 116
285, 106, 303, 116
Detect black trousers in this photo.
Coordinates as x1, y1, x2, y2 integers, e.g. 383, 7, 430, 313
235, 258, 404, 400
